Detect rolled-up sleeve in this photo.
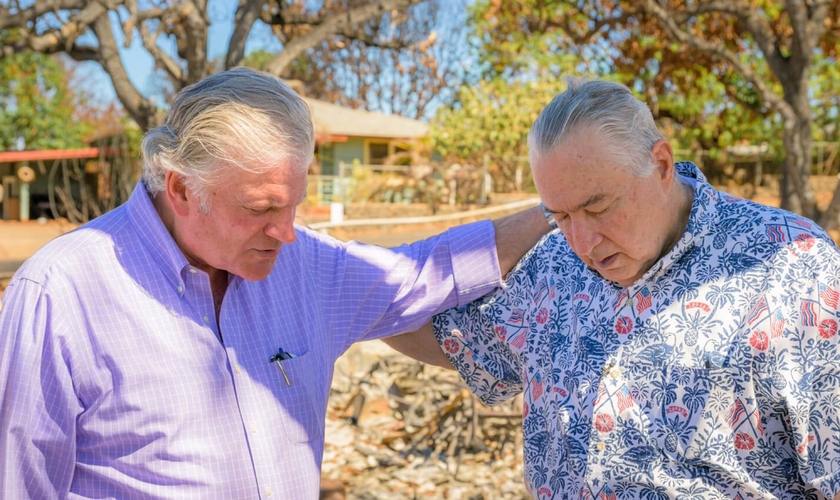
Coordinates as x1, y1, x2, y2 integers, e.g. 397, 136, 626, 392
445, 220, 503, 305
431, 243, 551, 407
432, 293, 524, 406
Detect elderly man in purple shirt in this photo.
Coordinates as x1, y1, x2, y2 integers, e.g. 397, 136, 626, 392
0, 67, 548, 499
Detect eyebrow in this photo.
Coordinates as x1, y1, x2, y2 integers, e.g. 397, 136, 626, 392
550, 193, 608, 215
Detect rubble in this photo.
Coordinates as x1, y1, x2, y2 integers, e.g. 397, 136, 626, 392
322, 341, 528, 499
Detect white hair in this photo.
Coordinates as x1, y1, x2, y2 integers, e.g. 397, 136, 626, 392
528, 77, 664, 177
141, 67, 315, 211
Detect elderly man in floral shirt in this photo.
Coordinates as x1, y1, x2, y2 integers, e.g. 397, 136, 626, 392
429, 79, 840, 499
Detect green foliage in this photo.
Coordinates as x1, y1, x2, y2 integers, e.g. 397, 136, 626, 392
430, 76, 567, 191
122, 122, 145, 164
464, 0, 840, 185
0, 51, 93, 150
655, 63, 783, 162
468, 0, 614, 81
811, 53, 840, 144
241, 50, 276, 72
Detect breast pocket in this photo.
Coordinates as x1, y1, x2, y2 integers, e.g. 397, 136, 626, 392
646, 364, 748, 464
272, 352, 326, 445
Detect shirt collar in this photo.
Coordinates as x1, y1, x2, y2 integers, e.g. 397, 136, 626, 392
126, 182, 192, 288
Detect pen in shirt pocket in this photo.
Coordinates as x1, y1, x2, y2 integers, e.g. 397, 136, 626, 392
269, 347, 297, 386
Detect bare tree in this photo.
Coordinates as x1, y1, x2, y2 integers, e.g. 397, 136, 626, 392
238, 0, 470, 120
296, 0, 471, 120
0, 0, 426, 131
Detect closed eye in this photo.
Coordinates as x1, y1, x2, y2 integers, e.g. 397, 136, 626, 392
588, 200, 615, 217
246, 206, 275, 216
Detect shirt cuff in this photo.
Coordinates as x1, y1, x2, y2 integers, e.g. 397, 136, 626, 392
446, 219, 501, 306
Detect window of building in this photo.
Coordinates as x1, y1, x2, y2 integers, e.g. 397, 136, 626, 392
367, 142, 390, 165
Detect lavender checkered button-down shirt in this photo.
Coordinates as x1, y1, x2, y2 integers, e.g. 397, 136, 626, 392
0, 183, 502, 499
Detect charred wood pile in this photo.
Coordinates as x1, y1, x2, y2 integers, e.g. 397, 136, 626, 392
322, 342, 528, 499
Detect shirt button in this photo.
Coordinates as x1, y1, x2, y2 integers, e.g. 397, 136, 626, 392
626, 298, 633, 307
251, 427, 257, 434
610, 368, 620, 379
235, 366, 242, 374
203, 315, 210, 323
189, 268, 197, 274
596, 442, 606, 452
266, 487, 273, 496
177, 285, 184, 294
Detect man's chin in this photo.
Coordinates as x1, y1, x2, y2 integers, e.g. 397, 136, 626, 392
236, 263, 277, 282
599, 267, 639, 288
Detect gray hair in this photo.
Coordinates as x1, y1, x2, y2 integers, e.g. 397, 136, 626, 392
141, 67, 315, 210
528, 77, 664, 177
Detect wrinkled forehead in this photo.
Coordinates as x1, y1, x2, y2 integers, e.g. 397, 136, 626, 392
212, 161, 307, 193
530, 136, 632, 209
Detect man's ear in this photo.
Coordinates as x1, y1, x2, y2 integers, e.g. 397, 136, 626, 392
651, 139, 676, 185
165, 171, 191, 217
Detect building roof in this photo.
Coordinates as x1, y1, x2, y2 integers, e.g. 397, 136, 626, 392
0, 148, 102, 163
305, 98, 429, 141
0, 102, 427, 162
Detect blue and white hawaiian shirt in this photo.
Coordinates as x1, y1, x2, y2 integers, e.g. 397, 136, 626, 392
434, 162, 840, 499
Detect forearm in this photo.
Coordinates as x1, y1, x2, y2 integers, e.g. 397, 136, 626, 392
380, 323, 454, 369
492, 204, 552, 276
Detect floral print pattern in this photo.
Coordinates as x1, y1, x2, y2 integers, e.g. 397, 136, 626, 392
434, 163, 840, 499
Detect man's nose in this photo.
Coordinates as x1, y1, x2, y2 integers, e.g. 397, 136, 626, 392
568, 218, 602, 257
265, 214, 297, 244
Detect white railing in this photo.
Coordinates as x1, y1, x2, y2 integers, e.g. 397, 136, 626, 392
309, 197, 541, 232
307, 175, 345, 204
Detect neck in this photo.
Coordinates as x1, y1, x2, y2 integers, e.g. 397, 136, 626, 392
211, 272, 228, 323
151, 187, 175, 235
150, 186, 229, 304
661, 178, 694, 258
